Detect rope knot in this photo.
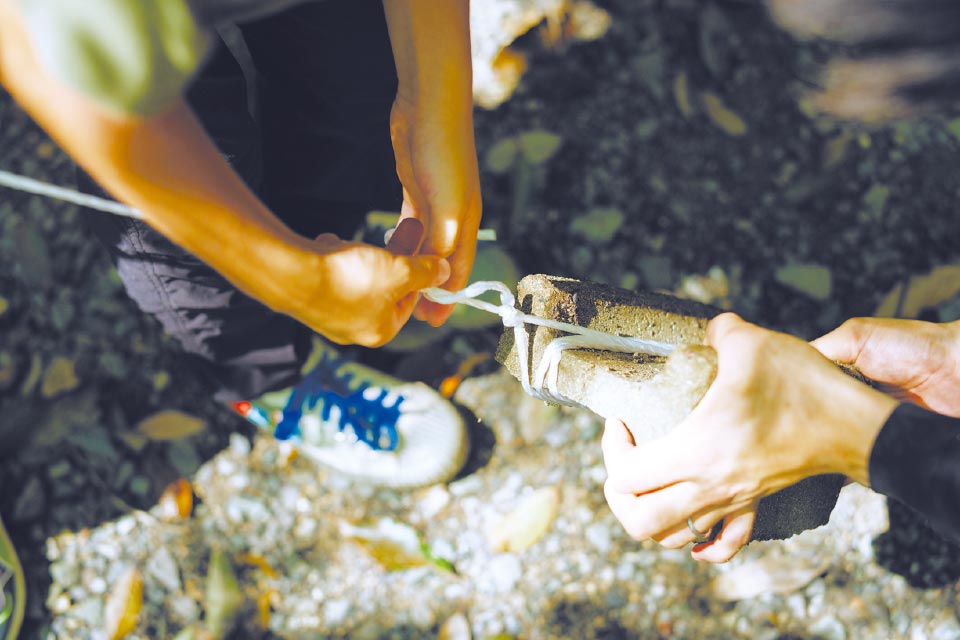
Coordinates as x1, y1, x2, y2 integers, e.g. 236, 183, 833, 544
499, 305, 524, 328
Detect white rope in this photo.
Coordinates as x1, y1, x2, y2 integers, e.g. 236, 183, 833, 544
423, 282, 676, 404
0, 169, 144, 219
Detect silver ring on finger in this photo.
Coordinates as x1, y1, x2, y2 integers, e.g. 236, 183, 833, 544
687, 516, 714, 544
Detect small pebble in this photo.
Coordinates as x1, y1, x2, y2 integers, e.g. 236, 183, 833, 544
324, 599, 351, 627
488, 555, 522, 593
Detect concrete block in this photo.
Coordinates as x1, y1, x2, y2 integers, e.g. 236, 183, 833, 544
496, 274, 844, 542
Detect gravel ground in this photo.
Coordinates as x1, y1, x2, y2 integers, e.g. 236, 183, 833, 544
41, 371, 960, 639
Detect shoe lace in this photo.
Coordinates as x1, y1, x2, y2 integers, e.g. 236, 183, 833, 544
274, 353, 402, 451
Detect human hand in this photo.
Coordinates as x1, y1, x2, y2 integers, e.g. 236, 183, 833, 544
279, 221, 450, 347
812, 317, 960, 417
601, 313, 898, 563
390, 95, 481, 326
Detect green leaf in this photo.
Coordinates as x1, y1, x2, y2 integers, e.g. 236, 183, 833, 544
822, 130, 853, 169
364, 210, 401, 230
774, 263, 832, 301
699, 2, 733, 79
137, 410, 206, 441
947, 117, 960, 141
863, 184, 890, 219
205, 549, 244, 640
12, 219, 52, 288
633, 51, 666, 99
517, 130, 562, 165
569, 208, 625, 244
484, 137, 519, 174
420, 538, 457, 575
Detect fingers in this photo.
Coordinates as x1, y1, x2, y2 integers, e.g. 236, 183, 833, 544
655, 511, 724, 549
602, 426, 697, 495
691, 502, 756, 563
604, 480, 714, 542
600, 418, 637, 479
414, 230, 476, 326
601, 417, 636, 449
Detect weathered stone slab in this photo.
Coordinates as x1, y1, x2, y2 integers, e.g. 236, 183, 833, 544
496, 274, 844, 542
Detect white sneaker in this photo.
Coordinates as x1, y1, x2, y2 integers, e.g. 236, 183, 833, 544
233, 340, 470, 488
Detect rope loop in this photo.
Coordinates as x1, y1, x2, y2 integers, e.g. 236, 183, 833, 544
421, 281, 677, 406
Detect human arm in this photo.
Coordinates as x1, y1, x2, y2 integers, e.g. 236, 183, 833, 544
601, 313, 899, 563
0, 0, 449, 346
812, 317, 960, 539
811, 317, 960, 417
382, 0, 482, 326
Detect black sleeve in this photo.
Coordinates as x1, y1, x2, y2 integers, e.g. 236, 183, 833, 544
868, 403, 960, 543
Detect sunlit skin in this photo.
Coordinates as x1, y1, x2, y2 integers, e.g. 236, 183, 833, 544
0, 0, 478, 346
602, 313, 904, 563
813, 317, 960, 417
385, 0, 481, 326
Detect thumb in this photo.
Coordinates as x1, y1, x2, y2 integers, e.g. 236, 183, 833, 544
393, 254, 451, 294
704, 312, 747, 348
810, 320, 866, 364
385, 217, 424, 256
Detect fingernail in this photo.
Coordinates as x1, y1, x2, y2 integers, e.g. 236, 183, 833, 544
435, 259, 451, 285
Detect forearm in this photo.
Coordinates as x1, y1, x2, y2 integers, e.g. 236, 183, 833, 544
70, 103, 313, 314
382, 0, 474, 117
0, 5, 312, 314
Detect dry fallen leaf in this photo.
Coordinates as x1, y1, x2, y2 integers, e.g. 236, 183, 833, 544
567, 0, 611, 41
137, 410, 206, 441
702, 92, 748, 136
158, 479, 194, 521
875, 264, 960, 318
673, 72, 694, 118
710, 555, 829, 602
255, 590, 275, 629
237, 552, 278, 579
488, 486, 560, 553
471, 0, 608, 109
104, 565, 143, 640
41, 356, 80, 399
171, 624, 214, 640
439, 612, 472, 640
339, 518, 433, 572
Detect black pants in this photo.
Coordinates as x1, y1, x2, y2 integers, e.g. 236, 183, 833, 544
80, 0, 402, 402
